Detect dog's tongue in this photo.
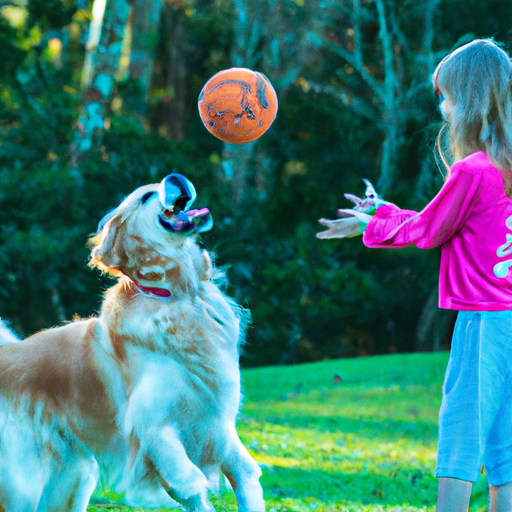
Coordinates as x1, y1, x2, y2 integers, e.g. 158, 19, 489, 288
134, 280, 172, 298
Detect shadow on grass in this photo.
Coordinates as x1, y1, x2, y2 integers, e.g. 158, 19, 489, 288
260, 464, 437, 507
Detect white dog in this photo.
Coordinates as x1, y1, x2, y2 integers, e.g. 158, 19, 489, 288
0, 174, 265, 512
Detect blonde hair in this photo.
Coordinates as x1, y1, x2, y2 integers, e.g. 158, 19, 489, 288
433, 39, 512, 195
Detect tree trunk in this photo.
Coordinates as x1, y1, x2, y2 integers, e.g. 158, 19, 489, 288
73, 0, 130, 162
125, 0, 163, 117
414, 0, 443, 198
221, 142, 256, 206
231, 0, 263, 68
311, 0, 442, 194
378, 111, 400, 193
421, 0, 441, 73
148, 2, 187, 141
222, 0, 316, 203
219, 0, 263, 201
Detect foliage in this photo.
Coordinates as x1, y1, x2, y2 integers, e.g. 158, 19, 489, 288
87, 352, 490, 511
0, 0, 511, 361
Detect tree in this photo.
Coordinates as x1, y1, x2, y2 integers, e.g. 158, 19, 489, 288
126, 0, 163, 115
73, 0, 130, 162
221, 0, 321, 207
146, 0, 190, 140
2, 0, 512, 361
311, 0, 440, 193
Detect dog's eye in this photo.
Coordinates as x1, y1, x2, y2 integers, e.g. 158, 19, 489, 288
141, 192, 156, 205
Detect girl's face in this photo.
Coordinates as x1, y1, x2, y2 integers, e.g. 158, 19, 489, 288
437, 87, 454, 120
434, 67, 454, 120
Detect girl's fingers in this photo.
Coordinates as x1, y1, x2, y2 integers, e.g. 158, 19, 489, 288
338, 209, 372, 222
344, 193, 362, 206
318, 218, 337, 227
337, 208, 358, 217
316, 217, 361, 239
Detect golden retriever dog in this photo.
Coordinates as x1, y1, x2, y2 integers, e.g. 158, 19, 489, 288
0, 174, 265, 512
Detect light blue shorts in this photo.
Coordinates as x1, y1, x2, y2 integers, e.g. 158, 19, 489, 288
436, 310, 512, 486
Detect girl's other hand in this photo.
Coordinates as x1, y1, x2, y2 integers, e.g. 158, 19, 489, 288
316, 212, 371, 239
316, 178, 385, 239
345, 179, 390, 214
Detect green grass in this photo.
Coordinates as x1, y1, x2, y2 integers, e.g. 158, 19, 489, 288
88, 353, 490, 511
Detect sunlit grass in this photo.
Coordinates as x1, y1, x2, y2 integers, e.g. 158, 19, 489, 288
88, 353, 490, 512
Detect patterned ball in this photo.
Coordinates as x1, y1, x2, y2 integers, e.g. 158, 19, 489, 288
198, 68, 278, 144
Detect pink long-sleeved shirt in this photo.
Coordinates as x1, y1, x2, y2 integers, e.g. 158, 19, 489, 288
363, 151, 512, 310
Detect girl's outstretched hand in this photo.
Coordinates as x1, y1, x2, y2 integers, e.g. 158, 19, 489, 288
316, 179, 388, 239
316, 212, 372, 239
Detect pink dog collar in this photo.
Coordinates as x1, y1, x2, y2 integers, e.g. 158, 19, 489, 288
133, 280, 172, 299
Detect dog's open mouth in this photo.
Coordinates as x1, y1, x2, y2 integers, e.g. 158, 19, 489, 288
158, 208, 213, 234
158, 174, 213, 235
133, 279, 172, 299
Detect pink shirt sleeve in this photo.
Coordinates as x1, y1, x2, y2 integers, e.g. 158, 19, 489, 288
363, 160, 482, 249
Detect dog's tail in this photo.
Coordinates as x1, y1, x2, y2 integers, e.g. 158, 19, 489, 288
0, 318, 20, 345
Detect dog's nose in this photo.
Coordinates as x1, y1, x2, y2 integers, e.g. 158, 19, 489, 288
158, 173, 197, 213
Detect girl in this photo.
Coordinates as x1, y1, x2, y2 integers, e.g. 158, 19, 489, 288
318, 39, 512, 512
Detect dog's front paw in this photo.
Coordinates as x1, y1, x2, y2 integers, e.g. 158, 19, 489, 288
235, 493, 265, 512
181, 494, 216, 512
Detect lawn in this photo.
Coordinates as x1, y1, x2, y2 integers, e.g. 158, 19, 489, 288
88, 352, 490, 512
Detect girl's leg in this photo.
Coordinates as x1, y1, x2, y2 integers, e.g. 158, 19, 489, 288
481, 311, 512, 508
436, 313, 482, 486
436, 477, 472, 512
489, 481, 512, 512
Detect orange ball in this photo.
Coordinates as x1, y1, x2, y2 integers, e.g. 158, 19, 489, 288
198, 67, 278, 144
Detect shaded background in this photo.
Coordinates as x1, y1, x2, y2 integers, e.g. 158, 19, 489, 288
0, 0, 511, 366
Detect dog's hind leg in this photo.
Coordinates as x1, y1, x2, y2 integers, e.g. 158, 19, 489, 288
40, 452, 99, 512
0, 442, 43, 512
0, 489, 41, 512
139, 425, 215, 512
221, 426, 265, 512
0, 408, 46, 512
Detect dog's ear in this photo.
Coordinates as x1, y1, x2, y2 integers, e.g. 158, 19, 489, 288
89, 216, 128, 275
198, 250, 212, 281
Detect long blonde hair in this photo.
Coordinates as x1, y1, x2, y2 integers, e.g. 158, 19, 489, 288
433, 39, 512, 195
